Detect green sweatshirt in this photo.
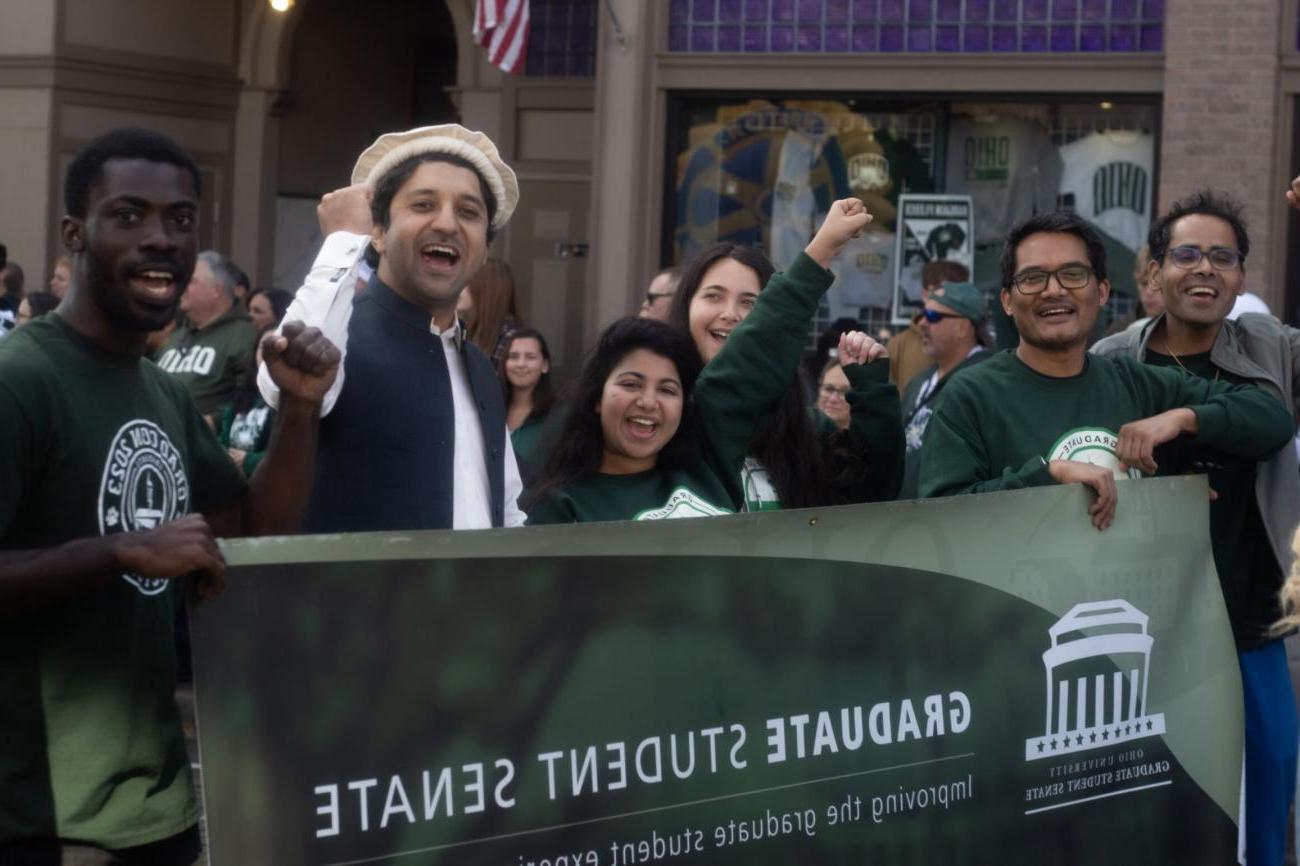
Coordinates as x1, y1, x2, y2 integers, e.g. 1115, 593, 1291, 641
918, 350, 1294, 498
696, 254, 903, 511
156, 305, 256, 417
529, 253, 875, 523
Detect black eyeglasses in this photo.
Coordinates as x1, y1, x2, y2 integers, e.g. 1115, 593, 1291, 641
921, 309, 965, 324
1010, 265, 1093, 294
1167, 246, 1242, 270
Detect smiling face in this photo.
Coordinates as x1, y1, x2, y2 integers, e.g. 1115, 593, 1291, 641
687, 257, 761, 363
1001, 231, 1108, 354
505, 336, 548, 391
63, 158, 198, 335
816, 363, 851, 430
49, 261, 71, 298
372, 160, 489, 322
1156, 214, 1244, 330
597, 348, 684, 475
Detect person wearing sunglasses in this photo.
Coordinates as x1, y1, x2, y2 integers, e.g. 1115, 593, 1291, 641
1093, 188, 1300, 866
638, 266, 680, 322
918, 210, 1291, 534
898, 282, 990, 498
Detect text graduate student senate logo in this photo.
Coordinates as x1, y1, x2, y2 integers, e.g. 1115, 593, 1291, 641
98, 420, 190, 595
1025, 600, 1167, 761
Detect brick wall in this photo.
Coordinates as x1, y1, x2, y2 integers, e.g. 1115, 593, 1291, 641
1160, 0, 1283, 306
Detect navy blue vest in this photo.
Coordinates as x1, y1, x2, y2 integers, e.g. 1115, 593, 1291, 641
304, 277, 507, 531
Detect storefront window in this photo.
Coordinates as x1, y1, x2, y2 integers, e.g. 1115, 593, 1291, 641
668, 0, 1163, 53
668, 96, 1158, 336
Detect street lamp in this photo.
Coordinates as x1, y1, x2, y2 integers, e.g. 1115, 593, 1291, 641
269, 0, 293, 11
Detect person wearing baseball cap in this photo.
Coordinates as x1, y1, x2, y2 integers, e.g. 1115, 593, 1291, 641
898, 281, 990, 498
259, 124, 526, 531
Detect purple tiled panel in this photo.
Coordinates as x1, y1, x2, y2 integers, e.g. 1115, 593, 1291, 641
936, 0, 961, 22
526, 0, 599, 78
667, 0, 1164, 52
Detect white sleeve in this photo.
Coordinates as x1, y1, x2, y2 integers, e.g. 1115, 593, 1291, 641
257, 231, 368, 415
502, 427, 527, 528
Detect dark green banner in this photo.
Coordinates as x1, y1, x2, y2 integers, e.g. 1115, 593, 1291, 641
193, 477, 1241, 864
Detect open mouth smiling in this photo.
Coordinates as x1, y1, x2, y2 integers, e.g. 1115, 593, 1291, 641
420, 242, 461, 269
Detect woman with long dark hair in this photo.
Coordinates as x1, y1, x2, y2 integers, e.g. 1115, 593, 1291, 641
499, 328, 556, 485
667, 239, 903, 511
460, 258, 520, 366
528, 200, 889, 523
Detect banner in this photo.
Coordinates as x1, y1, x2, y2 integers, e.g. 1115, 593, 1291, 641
893, 193, 974, 322
192, 477, 1241, 864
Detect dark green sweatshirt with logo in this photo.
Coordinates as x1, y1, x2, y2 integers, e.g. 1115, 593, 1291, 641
156, 305, 257, 417
918, 350, 1294, 498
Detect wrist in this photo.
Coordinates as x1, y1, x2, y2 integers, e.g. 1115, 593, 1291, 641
804, 239, 834, 269
1176, 407, 1199, 434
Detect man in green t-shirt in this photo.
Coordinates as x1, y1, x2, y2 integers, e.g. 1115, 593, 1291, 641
0, 129, 340, 863
918, 211, 1293, 531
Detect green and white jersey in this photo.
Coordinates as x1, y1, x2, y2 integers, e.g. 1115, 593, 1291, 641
527, 467, 733, 525
0, 315, 246, 849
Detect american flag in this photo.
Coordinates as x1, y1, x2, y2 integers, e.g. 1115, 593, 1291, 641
473, 0, 530, 76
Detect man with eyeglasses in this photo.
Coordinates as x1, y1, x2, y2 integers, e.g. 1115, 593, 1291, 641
918, 211, 1291, 532
898, 281, 989, 498
638, 267, 680, 321
1093, 189, 1300, 866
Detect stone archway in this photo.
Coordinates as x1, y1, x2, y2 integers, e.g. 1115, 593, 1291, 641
229, 0, 480, 284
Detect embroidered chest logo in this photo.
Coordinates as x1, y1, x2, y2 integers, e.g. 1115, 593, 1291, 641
98, 420, 190, 596
1047, 427, 1141, 480
634, 487, 732, 521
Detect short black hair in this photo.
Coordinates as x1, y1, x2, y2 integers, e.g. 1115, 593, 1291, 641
369, 153, 497, 243
1000, 212, 1108, 289
1147, 190, 1249, 264
64, 128, 202, 219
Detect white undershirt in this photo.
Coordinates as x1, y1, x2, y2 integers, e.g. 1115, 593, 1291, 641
259, 230, 525, 529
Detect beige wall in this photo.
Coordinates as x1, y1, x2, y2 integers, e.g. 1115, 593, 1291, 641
63, 0, 237, 66
1161, 0, 1284, 309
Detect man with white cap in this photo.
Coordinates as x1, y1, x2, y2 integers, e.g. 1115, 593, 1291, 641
259, 124, 526, 530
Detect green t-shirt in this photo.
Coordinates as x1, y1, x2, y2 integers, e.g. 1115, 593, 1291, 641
1146, 350, 1283, 649
526, 467, 734, 524
0, 315, 247, 848
156, 305, 256, 417
918, 349, 1294, 498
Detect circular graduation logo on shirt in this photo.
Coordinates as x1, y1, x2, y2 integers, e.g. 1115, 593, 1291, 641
1047, 427, 1142, 480
98, 420, 191, 596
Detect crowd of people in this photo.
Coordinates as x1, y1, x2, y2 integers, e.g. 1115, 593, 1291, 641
2, 121, 1300, 864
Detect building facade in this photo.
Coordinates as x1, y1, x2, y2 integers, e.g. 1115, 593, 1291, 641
0, 0, 1296, 372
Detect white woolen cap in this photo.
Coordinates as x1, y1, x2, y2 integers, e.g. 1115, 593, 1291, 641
351, 124, 518, 230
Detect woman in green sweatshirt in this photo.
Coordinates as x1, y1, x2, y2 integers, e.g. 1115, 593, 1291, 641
527, 198, 883, 523
667, 240, 903, 512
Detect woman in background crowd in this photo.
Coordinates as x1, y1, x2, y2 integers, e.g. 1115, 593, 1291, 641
15, 292, 58, 327
248, 287, 293, 333
460, 257, 520, 366
528, 200, 884, 523
816, 359, 852, 431
217, 325, 276, 477
500, 328, 555, 485
668, 241, 902, 512
48, 256, 71, 299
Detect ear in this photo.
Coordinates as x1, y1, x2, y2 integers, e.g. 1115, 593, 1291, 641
60, 216, 85, 253
1097, 278, 1111, 307
542, 359, 551, 374
369, 223, 386, 255
999, 287, 1013, 316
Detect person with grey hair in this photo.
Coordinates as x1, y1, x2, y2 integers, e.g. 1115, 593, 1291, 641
157, 249, 256, 420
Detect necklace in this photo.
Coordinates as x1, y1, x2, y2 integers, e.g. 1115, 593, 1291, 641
1162, 342, 1220, 381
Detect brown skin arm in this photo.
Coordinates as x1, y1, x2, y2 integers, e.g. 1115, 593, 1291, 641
0, 325, 338, 615
0, 515, 226, 614
208, 322, 339, 537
